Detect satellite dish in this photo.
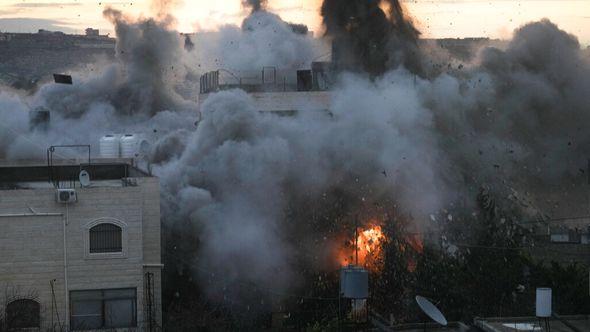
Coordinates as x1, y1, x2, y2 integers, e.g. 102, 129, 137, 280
416, 296, 448, 326
79, 170, 91, 187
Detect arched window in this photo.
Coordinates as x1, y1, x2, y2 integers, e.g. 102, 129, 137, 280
89, 223, 122, 253
5, 299, 40, 329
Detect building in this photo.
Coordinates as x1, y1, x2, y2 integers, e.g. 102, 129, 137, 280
198, 64, 333, 113
196, 37, 508, 113
0, 158, 162, 331
525, 218, 590, 266
85, 28, 100, 37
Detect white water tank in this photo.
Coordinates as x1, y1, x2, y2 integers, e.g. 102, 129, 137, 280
120, 134, 139, 158
536, 288, 552, 318
99, 135, 120, 158
340, 265, 369, 299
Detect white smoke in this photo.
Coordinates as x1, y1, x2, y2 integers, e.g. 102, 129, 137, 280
187, 10, 323, 72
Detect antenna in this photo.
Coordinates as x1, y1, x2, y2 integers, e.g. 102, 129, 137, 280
415, 295, 448, 327
79, 170, 91, 187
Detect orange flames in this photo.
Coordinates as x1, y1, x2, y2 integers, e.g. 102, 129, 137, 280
337, 222, 425, 273
339, 224, 386, 271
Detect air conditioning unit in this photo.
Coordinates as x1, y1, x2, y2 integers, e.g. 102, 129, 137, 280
56, 189, 77, 203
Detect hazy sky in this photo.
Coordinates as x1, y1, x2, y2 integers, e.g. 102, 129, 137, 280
0, 0, 588, 45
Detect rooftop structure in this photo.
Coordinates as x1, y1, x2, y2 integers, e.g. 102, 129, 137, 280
523, 217, 590, 266
0, 158, 148, 190
198, 63, 333, 113
387, 322, 473, 332
475, 315, 590, 332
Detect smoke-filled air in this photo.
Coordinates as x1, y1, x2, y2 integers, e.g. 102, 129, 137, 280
1, 0, 590, 327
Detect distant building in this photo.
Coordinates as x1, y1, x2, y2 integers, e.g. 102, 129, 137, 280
0, 159, 162, 331
85, 28, 100, 37
526, 220, 590, 266
38, 29, 65, 36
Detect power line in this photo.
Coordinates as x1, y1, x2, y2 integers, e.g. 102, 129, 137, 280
453, 243, 590, 257
518, 215, 590, 226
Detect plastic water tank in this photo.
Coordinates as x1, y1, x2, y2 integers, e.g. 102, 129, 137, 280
536, 288, 552, 318
99, 135, 120, 158
120, 134, 139, 158
340, 265, 369, 299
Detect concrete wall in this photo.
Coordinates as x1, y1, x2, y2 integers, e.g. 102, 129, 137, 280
0, 177, 161, 331
199, 91, 331, 112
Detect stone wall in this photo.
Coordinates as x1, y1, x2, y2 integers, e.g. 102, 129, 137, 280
0, 176, 161, 331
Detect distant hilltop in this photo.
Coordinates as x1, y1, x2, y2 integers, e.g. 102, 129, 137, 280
0, 28, 115, 49
0, 31, 513, 91
0, 28, 116, 90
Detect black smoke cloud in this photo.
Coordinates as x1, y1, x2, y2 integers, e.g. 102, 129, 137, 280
102, 7, 188, 116
426, 19, 590, 216
321, 0, 422, 76
243, 0, 267, 13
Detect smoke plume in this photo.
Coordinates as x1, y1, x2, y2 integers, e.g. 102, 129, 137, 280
0, 5, 196, 160
186, 10, 320, 72
321, 0, 422, 76
243, 0, 267, 13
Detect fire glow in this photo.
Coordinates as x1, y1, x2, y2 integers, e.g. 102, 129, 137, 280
339, 224, 386, 271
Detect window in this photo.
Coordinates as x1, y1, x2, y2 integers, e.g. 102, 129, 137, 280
70, 289, 136, 330
5, 299, 40, 329
89, 223, 122, 253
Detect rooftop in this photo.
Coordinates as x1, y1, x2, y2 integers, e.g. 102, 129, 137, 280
475, 315, 590, 332
389, 322, 473, 332
0, 158, 151, 190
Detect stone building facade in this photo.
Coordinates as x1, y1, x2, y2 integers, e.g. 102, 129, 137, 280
0, 161, 162, 331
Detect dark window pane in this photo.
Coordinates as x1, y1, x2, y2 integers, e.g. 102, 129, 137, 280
71, 315, 103, 330
89, 223, 122, 253
71, 300, 101, 316
70, 289, 136, 330
105, 299, 136, 328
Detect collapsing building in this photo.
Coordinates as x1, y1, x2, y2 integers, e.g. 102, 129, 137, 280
0, 154, 162, 331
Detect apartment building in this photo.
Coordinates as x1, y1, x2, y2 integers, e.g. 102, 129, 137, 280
0, 159, 162, 331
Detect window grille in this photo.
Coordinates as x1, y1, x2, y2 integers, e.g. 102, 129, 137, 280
89, 223, 122, 253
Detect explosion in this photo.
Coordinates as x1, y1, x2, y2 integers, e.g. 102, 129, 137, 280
339, 223, 386, 271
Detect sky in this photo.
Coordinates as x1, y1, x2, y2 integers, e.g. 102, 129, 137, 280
0, 0, 588, 45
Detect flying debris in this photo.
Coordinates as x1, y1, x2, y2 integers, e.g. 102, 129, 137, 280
243, 0, 267, 13
53, 74, 73, 85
